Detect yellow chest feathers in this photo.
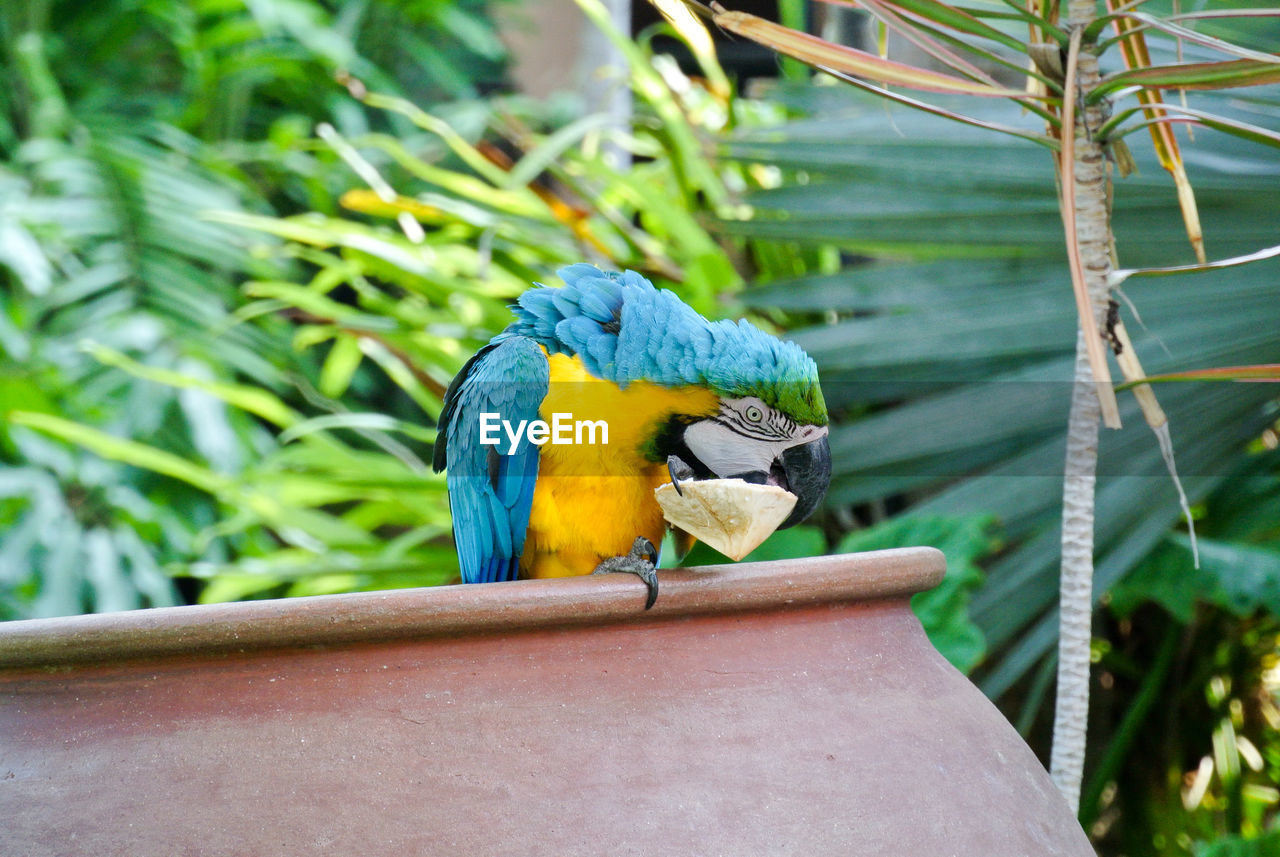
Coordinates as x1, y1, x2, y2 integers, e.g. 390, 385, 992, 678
519, 352, 717, 578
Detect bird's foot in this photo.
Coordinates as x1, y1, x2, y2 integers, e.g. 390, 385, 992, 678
666, 454, 695, 496
592, 536, 660, 610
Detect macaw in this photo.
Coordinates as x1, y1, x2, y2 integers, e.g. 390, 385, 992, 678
433, 263, 830, 606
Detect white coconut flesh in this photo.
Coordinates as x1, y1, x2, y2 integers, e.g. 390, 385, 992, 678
654, 478, 798, 561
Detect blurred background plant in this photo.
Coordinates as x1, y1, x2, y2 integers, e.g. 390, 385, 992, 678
1, 0, 822, 615
0, 0, 512, 618
3, 0, 1280, 853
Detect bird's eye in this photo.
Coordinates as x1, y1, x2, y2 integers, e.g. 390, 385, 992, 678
745, 406, 764, 423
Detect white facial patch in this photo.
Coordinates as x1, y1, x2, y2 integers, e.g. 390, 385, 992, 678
683, 398, 828, 479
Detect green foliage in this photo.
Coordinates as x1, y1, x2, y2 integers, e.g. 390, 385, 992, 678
0, 0, 509, 149
679, 513, 995, 673
1112, 535, 1280, 624
740, 525, 828, 564
674, 523, 828, 567
1112, 457, 1280, 623
0, 435, 183, 621
727, 82, 1280, 701
722, 61, 1280, 850
0, 0, 515, 617
1086, 602, 1280, 855
0, 122, 288, 618
1085, 453, 1280, 852
837, 515, 996, 673
1197, 830, 1280, 857
5, 10, 823, 610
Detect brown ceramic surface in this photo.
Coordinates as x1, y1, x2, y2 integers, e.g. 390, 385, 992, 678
0, 548, 1093, 856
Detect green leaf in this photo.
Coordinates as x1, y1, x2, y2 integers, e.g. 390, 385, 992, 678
356, 338, 444, 419
318, 335, 364, 399
504, 113, 616, 189
11, 412, 234, 496
0, 219, 53, 296
741, 525, 828, 562
277, 413, 436, 446
675, 525, 827, 567
83, 342, 302, 428
1110, 534, 1280, 622
357, 134, 552, 221
846, 0, 1032, 53
1094, 59, 1280, 99
1162, 106, 1280, 150
1098, 11, 1280, 64
1196, 831, 1280, 857
358, 93, 512, 186
573, 0, 729, 206
197, 573, 286, 604
836, 515, 998, 672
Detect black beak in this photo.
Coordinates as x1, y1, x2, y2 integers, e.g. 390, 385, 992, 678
777, 435, 831, 529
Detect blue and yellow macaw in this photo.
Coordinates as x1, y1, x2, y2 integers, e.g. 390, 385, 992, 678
433, 264, 830, 606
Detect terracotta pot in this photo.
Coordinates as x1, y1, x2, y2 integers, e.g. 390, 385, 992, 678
1, 549, 1092, 856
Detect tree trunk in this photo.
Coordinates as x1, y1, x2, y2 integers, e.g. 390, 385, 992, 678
1051, 334, 1101, 813
1050, 19, 1115, 814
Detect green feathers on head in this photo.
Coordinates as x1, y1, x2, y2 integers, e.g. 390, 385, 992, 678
700, 318, 828, 427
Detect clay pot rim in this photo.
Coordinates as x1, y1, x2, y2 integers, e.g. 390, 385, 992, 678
0, 547, 944, 669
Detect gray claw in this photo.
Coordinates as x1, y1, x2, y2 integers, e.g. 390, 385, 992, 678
593, 536, 660, 609
667, 455, 695, 497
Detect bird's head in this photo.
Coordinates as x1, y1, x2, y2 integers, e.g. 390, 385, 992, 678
649, 324, 830, 529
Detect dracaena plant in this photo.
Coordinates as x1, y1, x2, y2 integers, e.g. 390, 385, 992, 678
654, 0, 1280, 812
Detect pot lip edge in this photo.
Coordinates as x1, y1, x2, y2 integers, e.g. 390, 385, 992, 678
0, 547, 945, 670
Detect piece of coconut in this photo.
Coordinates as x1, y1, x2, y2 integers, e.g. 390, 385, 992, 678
654, 478, 797, 561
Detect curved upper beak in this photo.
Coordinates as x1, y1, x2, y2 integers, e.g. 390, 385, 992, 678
777, 434, 831, 529
677, 417, 831, 530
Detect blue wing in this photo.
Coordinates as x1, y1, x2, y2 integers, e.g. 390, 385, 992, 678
433, 335, 549, 583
